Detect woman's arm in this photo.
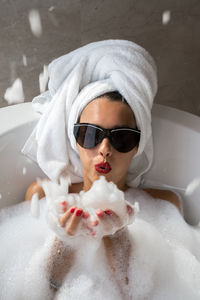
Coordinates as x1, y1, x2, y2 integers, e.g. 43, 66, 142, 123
103, 228, 131, 297
25, 180, 45, 201
143, 188, 182, 213
46, 237, 75, 291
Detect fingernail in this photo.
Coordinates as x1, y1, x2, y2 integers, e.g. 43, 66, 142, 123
91, 220, 99, 227
104, 209, 112, 215
75, 209, 83, 217
70, 207, 76, 213
82, 211, 90, 219
127, 206, 133, 214
61, 201, 67, 212
96, 210, 104, 218
62, 207, 67, 213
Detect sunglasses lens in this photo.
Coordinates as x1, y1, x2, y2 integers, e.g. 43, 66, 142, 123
74, 124, 140, 153
74, 125, 102, 149
111, 130, 140, 153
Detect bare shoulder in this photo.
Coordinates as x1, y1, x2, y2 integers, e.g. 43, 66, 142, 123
25, 180, 83, 201
25, 180, 45, 201
69, 182, 83, 193
142, 188, 182, 212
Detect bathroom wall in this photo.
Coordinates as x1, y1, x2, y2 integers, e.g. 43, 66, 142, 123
0, 0, 200, 116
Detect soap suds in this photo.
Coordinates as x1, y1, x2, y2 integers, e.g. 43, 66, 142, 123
28, 9, 42, 38
4, 78, 25, 105
1, 177, 200, 299
42, 176, 137, 240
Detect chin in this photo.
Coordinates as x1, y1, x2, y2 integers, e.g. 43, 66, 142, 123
97, 172, 115, 183
91, 172, 111, 182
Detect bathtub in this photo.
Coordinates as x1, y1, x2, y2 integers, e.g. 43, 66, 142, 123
0, 103, 200, 225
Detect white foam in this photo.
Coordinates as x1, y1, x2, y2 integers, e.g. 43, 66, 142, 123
39, 65, 48, 93
22, 55, 28, 66
162, 10, 171, 25
49, 6, 55, 12
4, 78, 25, 105
28, 9, 42, 38
31, 193, 40, 219
42, 176, 137, 240
22, 167, 27, 175
1, 181, 200, 299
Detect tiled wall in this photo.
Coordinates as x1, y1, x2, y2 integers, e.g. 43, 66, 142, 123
0, 0, 200, 116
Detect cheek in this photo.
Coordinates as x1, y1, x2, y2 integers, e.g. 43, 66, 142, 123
77, 145, 96, 166
118, 147, 138, 167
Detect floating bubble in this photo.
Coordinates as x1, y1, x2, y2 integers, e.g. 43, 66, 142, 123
162, 10, 171, 25
39, 65, 48, 93
48, 6, 55, 12
31, 193, 40, 219
22, 55, 28, 66
4, 78, 25, 105
22, 167, 27, 175
28, 9, 42, 37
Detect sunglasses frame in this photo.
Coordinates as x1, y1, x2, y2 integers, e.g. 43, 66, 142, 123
73, 122, 141, 153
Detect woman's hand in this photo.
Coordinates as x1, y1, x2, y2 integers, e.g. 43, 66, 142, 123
94, 203, 134, 236
25, 180, 45, 201
59, 207, 90, 236
58, 203, 134, 237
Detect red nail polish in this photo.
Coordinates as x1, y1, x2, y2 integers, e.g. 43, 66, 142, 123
76, 209, 83, 216
127, 205, 133, 215
61, 201, 67, 213
104, 210, 112, 215
82, 212, 90, 219
70, 207, 76, 213
62, 207, 67, 213
91, 220, 99, 227
96, 210, 104, 218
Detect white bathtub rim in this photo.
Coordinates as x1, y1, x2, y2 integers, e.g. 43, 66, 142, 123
0, 103, 40, 136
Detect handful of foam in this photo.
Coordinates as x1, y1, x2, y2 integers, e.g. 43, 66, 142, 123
40, 176, 138, 241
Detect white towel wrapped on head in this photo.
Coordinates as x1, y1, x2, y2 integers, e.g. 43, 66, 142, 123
22, 39, 157, 187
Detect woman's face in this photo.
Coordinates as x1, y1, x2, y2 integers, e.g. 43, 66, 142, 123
76, 97, 138, 191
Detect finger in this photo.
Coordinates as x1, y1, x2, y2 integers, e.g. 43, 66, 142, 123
86, 225, 96, 236
126, 204, 135, 224
105, 210, 122, 227
91, 219, 99, 226
96, 209, 104, 219
82, 211, 90, 219
59, 206, 76, 227
61, 200, 68, 213
66, 208, 83, 236
99, 209, 122, 231
127, 204, 133, 215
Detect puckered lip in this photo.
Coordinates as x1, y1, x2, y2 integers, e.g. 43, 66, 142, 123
94, 161, 112, 174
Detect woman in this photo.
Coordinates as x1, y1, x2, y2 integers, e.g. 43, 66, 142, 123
23, 40, 182, 296
25, 92, 181, 294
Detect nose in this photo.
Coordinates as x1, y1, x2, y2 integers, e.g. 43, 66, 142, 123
98, 138, 112, 158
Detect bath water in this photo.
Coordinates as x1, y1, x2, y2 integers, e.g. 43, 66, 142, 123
1, 177, 200, 299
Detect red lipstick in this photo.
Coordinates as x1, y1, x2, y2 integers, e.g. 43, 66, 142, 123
95, 162, 112, 174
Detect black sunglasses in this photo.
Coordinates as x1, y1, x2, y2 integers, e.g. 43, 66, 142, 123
73, 123, 141, 153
